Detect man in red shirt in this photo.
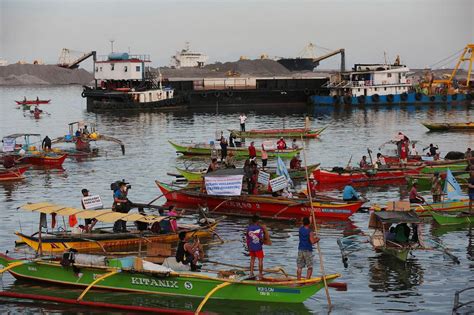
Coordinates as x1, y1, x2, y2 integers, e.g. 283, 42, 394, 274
400, 139, 408, 166
248, 141, 257, 159
277, 137, 287, 150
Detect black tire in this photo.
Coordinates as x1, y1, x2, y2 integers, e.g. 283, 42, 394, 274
429, 96, 436, 102
214, 91, 221, 98
387, 94, 394, 103
415, 92, 422, 101
333, 95, 340, 105
343, 95, 352, 105
304, 88, 310, 96
371, 94, 380, 102
401, 92, 408, 101
441, 95, 447, 102
357, 95, 365, 104
452, 94, 458, 101
226, 90, 233, 97
201, 92, 207, 98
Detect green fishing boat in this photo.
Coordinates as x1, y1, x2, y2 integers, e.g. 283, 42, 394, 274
420, 162, 467, 174
169, 141, 301, 159
406, 173, 469, 191
0, 254, 340, 304
176, 163, 319, 183
430, 211, 474, 226
228, 126, 327, 139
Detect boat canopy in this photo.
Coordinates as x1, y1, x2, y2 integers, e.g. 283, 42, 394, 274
4, 133, 41, 139
21, 202, 168, 224
373, 210, 420, 224
203, 168, 245, 178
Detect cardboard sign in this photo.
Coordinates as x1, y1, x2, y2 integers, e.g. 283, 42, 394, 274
81, 195, 104, 210
205, 175, 243, 196
257, 171, 270, 186
269, 175, 288, 192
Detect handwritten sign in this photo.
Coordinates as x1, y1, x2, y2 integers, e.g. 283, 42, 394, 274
2, 138, 16, 152
257, 171, 270, 186
81, 195, 104, 210
269, 176, 288, 192
205, 175, 243, 196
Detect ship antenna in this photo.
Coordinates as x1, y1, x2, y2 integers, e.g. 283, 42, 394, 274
109, 39, 115, 53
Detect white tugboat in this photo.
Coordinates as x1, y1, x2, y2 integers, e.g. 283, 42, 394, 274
82, 52, 185, 112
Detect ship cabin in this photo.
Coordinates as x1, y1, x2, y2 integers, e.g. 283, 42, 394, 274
327, 63, 411, 97
93, 53, 173, 104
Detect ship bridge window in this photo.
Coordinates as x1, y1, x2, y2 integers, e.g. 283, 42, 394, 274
124, 66, 128, 72
387, 73, 392, 78
136, 66, 141, 71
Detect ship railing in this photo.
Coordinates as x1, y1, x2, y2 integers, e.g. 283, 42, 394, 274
96, 54, 151, 62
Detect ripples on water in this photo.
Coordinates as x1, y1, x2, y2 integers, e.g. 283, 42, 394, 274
0, 86, 473, 314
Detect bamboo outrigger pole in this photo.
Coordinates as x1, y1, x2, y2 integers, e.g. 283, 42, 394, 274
300, 134, 332, 309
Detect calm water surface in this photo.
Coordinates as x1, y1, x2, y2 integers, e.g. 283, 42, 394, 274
0, 86, 473, 314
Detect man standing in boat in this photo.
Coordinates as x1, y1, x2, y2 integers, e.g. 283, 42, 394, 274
239, 113, 247, 132
431, 172, 442, 203
246, 214, 265, 279
112, 181, 131, 232
297, 217, 320, 280
41, 135, 52, 151
468, 171, 474, 214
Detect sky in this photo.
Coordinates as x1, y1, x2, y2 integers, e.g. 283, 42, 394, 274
1, 0, 473, 70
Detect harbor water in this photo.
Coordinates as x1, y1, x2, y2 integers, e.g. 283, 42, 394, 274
0, 86, 473, 314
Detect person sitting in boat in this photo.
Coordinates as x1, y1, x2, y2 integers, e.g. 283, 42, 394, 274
277, 137, 287, 150
248, 141, 257, 160
206, 158, 219, 173
431, 172, 442, 203
394, 223, 410, 243
75, 129, 81, 137
375, 153, 387, 169
290, 154, 302, 170
342, 184, 361, 201
410, 143, 419, 156
385, 226, 396, 241
176, 231, 203, 271
409, 183, 425, 204
246, 214, 265, 279
291, 139, 299, 150
297, 217, 320, 280
41, 135, 52, 151
426, 143, 439, 157
225, 151, 236, 168
82, 125, 90, 136
34, 106, 41, 115
359, 156, 370, 169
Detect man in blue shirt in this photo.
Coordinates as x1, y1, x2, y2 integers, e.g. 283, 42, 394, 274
342, 184, 360, 201
246, 214, 264, 279
297, 217, 320, 280
112, 182, 130, 232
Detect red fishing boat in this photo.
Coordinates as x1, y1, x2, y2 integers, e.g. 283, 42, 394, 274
0, 166, 29, 181
384, 156, 421, 164
15, 99, 51, 105
156, 181, 363, 220
313, 167, 423, 185
21, 153, 67, 167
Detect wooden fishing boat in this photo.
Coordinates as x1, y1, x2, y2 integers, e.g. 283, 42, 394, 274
169, 141, 301, 159
0, 166, 29, 181
420, 162, 467, 174
15, 99, 51, 105
16, 202, 217, 253
228, 126, 327, 139
0, 253, 340, 303
176, 163, 320, 183
411, 199, 470, 216
422, 121, 474, 131
430, 211, 474, 225
313, 167, 423, 185
156, 181, 363, 220
406, 172, 469, 191
337, 210, 460, 265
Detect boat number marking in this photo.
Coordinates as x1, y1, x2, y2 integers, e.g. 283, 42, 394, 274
27, 266, 37, 271
257, 287, 300, 295
184, 281, 193, 290
131, 277, 179, 289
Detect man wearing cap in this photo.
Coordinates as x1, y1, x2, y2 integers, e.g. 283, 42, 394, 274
81, 189, 98, 232
113, 182, 130, 233
431, 172, 442, 203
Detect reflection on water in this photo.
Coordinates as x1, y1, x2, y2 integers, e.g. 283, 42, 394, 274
0, 86, 473, 314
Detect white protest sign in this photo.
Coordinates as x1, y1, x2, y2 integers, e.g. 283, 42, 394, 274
81, 195, 104, 210
205, 175, 243, 196
269, 175, 288, 192
257, 171, 270, 186
2, 138, 16, 152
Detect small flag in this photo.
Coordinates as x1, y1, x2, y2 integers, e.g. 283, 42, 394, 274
276, 156, 293, 187
443, 169, 464, 200
69, 214, 78, 227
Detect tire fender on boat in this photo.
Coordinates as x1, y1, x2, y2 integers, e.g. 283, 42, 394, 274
81, 91, 86, 98
429, 95, 436, 102
226, 90, 233, 97
214, 91, 221, 98
387, 94, 394, 103
304, 88, 310, 96
343, 95, 352, 105
371, 94, 380, 102
441, 95, 447, 102
201, 92, 207, 98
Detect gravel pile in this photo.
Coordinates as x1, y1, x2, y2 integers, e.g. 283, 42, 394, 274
0, 64, 93, 86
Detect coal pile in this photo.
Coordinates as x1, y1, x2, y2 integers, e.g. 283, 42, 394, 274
0, 64, 93, 86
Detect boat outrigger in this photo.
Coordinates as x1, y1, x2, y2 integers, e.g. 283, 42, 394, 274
15, 202, 217, 254
430, 211, 474, 226
52, 121, 125, 156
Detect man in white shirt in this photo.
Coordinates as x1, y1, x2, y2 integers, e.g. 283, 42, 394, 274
239, 113, 247, 132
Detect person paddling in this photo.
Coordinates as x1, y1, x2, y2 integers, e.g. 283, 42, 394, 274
297, 217, 320, 280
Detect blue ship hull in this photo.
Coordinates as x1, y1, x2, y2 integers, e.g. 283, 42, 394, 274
310, 92, 471, 105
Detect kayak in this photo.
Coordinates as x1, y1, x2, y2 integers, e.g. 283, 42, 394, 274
430, 211, 474, 225
0, 253, 340, 303
0, 166, 29, 181
156, 181, 364, 220
422, 122, 474, 131
228, 126, 327, 139
15, 100, 51, 105
313, 167, 423, 185
169, 141, 301, 159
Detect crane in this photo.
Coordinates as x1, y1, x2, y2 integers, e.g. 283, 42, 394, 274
57, 49, 96, 69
